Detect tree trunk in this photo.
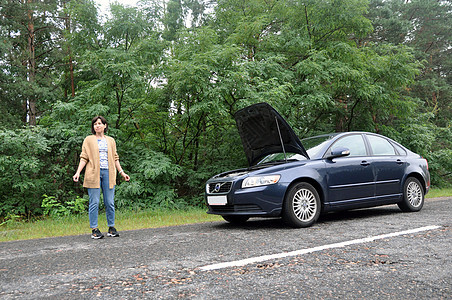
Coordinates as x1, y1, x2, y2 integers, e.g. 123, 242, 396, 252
27, 0, 37, 126
63, 0, 75, 97
69, 55, 75, 97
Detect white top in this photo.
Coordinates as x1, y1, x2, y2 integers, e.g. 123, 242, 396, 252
97, 138, 108, 169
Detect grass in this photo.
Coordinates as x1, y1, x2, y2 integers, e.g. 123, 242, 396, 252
1, 187, 450, 243
426, 187, 452, 198
0, 207, 222, 242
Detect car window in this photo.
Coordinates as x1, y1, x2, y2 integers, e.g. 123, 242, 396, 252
367, 135, 396, 155
392, 142, 407, 155
302, 135, 336, 158
330, 134, 367, 157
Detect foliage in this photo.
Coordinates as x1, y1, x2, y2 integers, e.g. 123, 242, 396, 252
115, 148, 184, 210
0, 213, 22, 227
366, 0, 452, 187
0, 0, 450, 219
41, 194, 88, 217
0, 128, 50, 217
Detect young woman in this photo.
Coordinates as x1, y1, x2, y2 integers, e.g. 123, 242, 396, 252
73, 116, 130, 239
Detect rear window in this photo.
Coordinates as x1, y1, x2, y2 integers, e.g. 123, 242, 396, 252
367, 135, 396, 156
392, 142, 407, 155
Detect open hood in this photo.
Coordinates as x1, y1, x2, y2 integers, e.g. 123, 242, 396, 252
234, 103, 309, 166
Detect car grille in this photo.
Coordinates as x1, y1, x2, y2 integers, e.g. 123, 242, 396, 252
207, 182, 233, 194
209, 204, 263, 213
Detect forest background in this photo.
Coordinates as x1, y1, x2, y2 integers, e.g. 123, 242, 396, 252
0, 0, 450, 220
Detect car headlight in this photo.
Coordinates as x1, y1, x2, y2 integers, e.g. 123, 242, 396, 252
242, 175, 281, 188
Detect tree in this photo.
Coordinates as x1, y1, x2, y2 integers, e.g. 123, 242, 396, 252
61, 0, 101, 98
0, 0, 64, 126
366, 0, 451, 186
367, 0, 451, 127
1, 0, 450, 219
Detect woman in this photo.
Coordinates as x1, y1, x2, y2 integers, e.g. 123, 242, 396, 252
73, 116, 130, 239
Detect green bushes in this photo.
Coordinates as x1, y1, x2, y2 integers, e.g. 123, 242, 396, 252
1, 0, 450, 221
41, 194, 88, 217
0, 126, 204, 219
0, 128, 50, 217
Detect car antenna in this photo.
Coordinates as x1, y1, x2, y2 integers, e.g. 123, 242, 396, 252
275, 116, 287, 163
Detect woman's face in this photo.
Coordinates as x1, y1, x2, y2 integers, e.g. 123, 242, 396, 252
93, 118, 107, 134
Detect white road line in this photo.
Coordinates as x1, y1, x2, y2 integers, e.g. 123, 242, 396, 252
199, 225, 440, 271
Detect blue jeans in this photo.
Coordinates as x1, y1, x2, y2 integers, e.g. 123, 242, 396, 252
88, 169, 115, 229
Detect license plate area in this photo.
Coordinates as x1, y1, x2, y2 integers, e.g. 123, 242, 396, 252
207, 195, 227, 205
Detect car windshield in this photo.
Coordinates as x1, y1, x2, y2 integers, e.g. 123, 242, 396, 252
258, 134, 336, 164
302, 135, 336, 158
258, 152, 307, 164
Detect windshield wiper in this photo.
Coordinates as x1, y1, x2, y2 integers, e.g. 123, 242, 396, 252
254, 159, 297, 168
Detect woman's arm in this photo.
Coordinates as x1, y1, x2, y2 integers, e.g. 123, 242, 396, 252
73, 160, 87, 182
115, 160, 130, 182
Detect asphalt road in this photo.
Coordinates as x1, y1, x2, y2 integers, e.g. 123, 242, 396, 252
1, 198, 450, 299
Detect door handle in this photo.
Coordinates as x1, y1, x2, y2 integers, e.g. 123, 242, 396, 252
396, 159, 403, 164
361, 161, 370, 166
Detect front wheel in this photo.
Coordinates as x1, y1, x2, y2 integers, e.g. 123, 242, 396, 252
282, 182, 321, 228
398, 177, 424, 212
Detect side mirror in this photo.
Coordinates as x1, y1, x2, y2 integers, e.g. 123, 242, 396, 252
327, 147, 351, 160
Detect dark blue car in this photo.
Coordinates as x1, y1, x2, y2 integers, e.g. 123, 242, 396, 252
205, 103, 430, 227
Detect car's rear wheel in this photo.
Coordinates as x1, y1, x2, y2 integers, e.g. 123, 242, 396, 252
222, 215, 250, 224
398, 177, 424, 212
282, 182, 321, 228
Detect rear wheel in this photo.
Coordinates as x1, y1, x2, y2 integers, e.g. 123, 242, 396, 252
222, 215, 249, 224
282, 182, 321, 228
398, 177, 424, 212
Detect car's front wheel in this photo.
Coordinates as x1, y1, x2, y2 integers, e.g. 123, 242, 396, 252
282, 182, 321, 228
222, 215, 250, 224
398, 177, 424, 212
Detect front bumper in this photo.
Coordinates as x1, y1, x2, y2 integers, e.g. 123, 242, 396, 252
205, 183, 287, 217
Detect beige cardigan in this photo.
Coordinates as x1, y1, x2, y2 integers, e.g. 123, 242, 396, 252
79, 135, 119, 189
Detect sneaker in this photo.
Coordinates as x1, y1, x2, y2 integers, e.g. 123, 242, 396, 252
91, 228, 104, 239
107, 227, 119, 237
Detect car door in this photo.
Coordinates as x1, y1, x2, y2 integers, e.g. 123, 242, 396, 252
365, 134, 405, 202
326, 134, 375, 208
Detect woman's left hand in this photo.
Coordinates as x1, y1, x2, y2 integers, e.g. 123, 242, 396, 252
121, 172, 130, 182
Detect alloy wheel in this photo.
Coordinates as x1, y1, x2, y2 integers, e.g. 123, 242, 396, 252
292, 188, 317, 222
407, 181, 423, 208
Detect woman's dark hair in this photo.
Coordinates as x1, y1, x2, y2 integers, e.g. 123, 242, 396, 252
91, 116, 108, 134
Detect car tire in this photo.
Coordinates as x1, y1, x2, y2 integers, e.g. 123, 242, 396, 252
222, 215, 250, 224
398, 177, 424, 212
282, 182, 321, 228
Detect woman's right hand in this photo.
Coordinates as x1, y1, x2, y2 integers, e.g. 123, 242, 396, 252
73, 160, 86, 183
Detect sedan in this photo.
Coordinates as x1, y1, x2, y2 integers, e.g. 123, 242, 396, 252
205, 102, 430, 227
